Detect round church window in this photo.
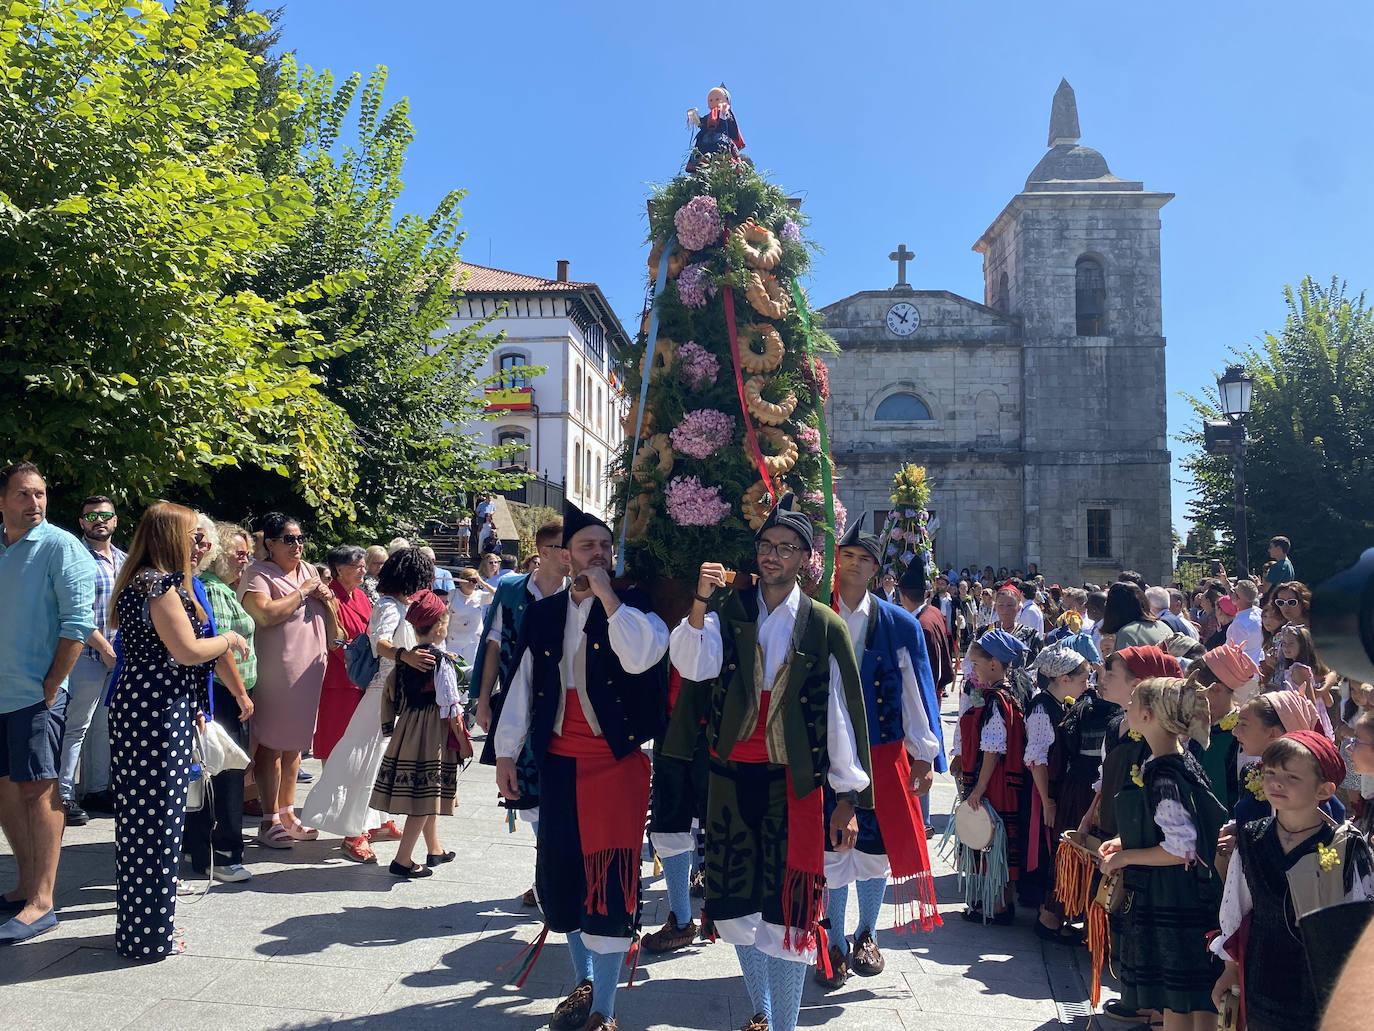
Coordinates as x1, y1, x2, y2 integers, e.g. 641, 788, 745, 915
875, 393, 932, 421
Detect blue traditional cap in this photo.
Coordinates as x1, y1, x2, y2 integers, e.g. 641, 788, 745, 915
755, 492, 812, 552
836, 513, 881, 564
977, 627, 1028, 666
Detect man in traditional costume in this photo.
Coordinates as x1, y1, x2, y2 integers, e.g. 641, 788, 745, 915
816, 518, 944, 990
474, 518, 570, 905
666, 494, 873, 1031
896, 561, 955, 700
494, 503, 670, 1031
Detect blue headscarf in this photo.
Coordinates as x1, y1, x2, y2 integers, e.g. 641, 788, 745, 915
977, 627, 1027, 666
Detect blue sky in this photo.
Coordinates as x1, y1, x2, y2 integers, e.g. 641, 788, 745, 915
281, 1, 1374, 535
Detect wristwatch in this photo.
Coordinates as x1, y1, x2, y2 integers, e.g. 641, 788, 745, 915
834, 789, 860, 806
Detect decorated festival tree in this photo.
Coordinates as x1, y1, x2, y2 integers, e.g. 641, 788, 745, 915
876, 464, 939, 587
611, 92, 843, 598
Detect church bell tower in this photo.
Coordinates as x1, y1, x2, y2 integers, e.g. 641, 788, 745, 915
972, 79, 1175, 584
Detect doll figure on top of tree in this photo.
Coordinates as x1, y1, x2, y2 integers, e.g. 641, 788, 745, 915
686, 84, 745, 172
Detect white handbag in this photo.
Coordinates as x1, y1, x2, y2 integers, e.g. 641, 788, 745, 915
199, 720, 251, 776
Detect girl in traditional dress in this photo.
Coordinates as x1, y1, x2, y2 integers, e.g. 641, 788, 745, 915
1023, 646, 1092, 941
957, 628, 1030, 924
1098, 676, 1228, 1031
1211, 731, 1374, 1031
1189, 642, 1259, 813
370, 590, 467, 878
1231, 691, 1344, 826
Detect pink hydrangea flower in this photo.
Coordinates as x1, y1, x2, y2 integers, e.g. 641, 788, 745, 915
677, 340, 718, 389
796, 425, 821, 453
670, 408, 734, 459
674, 195, 723, 251
664, 476, 732, 527
676, 262, 715, 309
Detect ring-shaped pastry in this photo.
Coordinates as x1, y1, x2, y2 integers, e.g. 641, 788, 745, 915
745, 271, 789, 320
621, 397, 655, 439
743, 374, 798, 426
739, 324, 784, 374
733, 220, 783, 270
752, 426, 798, 477
623, 491, 653, 539
633, 433, 675, 485
649, 338, 679, 381
741, 480, 773, 530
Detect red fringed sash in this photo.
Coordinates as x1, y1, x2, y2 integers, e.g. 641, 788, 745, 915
870, 741, 941, 932
780, 769, 825, 952
575, 748, 652, 916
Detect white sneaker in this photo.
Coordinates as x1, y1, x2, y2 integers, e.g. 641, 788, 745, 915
175, 879, 201, 896
212, 864, 252, 883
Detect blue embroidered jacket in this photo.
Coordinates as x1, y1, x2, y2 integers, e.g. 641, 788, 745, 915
858, 594, 946, 773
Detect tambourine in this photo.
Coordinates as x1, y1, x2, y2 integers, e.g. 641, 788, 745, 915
953, 800, 995, 852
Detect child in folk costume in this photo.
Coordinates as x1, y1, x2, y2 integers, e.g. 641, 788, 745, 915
1191, 642, 1260, 813
370, 590, 468, 878
1022, 646, 1092, 941
1230, 691, 1345, 828
1098, 676, 1228, 1031
1211, 731, 1374, 1031
957, 628, 1031, 924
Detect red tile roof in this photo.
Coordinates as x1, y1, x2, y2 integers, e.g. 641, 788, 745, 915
450, 262, 593, 294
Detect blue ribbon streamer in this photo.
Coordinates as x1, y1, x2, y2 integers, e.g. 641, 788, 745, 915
616, 235, 676, 576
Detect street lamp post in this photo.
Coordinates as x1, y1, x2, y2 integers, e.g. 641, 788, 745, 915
1217, 364, 1254, 578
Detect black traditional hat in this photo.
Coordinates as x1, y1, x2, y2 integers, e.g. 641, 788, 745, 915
754, 492, 812, 552
898, 557, 927, 598
835, 513, 881, 564
562, 500, 611, 547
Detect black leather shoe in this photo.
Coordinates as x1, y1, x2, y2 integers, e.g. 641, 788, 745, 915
389, 860, 433, 879
63, 799, 89, 827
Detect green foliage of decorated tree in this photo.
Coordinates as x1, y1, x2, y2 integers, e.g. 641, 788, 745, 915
611, 155, 843, 590
876, 464, 938, 585
0, 0, 354, 518
1180, 276, 1374, 583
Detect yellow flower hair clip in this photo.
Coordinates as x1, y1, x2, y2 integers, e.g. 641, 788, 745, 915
1129, 730, 1143, 742
1219, 710, 1239, 731
1063, 696, 1076, 706
1130, 764, 1145, 788
1317, 842, 1340, 873
1244, 767, 1266, 802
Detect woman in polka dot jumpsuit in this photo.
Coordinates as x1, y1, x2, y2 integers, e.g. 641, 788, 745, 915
106, 503, 249, 961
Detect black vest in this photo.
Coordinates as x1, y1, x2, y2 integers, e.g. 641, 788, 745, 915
517, 587, 667, 764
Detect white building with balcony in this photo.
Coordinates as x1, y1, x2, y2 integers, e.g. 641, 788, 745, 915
446, 260, 630, 520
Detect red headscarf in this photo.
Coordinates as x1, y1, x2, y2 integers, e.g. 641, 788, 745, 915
1115, 645, 1182, 680
405, 589, 446, 629
1283, 729, 1347, 785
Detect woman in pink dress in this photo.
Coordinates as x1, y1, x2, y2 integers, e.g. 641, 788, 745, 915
314, 545, 374, 764
238, 512, 340, 847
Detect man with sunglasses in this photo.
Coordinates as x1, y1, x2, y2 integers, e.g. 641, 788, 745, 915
667, 493, 873, 1031
56, 496, 126, 825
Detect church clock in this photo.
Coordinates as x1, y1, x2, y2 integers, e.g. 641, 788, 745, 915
886, 301, 920, 336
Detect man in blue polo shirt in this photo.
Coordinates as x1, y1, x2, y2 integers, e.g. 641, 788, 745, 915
0, 462, 97, 943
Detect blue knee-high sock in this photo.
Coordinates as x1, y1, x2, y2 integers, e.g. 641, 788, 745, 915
530, 818, 539, 837
734, 944, 771, 1020
826, 883, 850, 955
765, 954, 808, 1031
589, 949, 621, 1018
662, 850, 692, 925
855, 876, 886, 939
566, 931, 593, 982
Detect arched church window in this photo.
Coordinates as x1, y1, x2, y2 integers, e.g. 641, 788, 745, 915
874, 393, 932, 421
998, 271, 1010, 313
1075, 257, 1106, 336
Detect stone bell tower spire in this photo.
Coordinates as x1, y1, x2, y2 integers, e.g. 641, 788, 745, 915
1047, 78, 1081, 147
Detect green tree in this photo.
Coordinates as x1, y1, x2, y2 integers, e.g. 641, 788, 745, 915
1180, 276, 1374, 583
0, 0, 357, 520
211, 64, 520, 542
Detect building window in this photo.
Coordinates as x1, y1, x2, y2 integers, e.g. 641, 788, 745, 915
875, 392, 933, 421
1075, 257, 1106, 336
997, 271, 1010, 313
574, 364, 582, 414
596, 386, 603, 428
585, 449, 592, 500
595, 455, 602, 502
1087, 508, 1112, 559
586, 375, 593, 422
499, 352, 528, 388
496, 427, 528, 468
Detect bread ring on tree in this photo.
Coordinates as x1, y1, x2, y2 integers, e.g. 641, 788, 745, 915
743, 374, 798, 426
741, 480, 773, 530
649, 338, 679, 381
738, 324, 784, 374
621, 397, 655, 438
623, 491, 653, 540
753, 426, 798, 477
632, 433, 675, 485
745, 271, 790, 320
733, 220, 783, 270
648, 238, 688, 280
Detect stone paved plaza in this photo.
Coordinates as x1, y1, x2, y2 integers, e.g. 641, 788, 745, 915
0, 703, 1112, 1030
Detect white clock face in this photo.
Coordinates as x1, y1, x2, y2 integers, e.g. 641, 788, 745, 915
886, 301, 920, 336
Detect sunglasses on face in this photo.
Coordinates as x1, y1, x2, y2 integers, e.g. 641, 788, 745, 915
191, 533, 207, 546
81, 511, 115, 523
233, 550, 251, 560
1274, 597, 1302, 608
273, 534, 307, 546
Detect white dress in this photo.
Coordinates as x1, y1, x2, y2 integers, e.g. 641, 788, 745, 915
301, 596, 414, 837
446, 587, 490, 669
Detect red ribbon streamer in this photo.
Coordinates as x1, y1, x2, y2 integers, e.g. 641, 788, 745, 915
723, 286, 776, 499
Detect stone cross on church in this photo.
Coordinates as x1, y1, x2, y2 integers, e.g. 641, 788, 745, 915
888, 243, 915, 291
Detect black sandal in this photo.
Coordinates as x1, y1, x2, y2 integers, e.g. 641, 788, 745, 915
426, 850, 456, 868
389, 860, 433, 879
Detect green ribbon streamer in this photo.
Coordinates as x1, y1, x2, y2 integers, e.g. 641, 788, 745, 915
790, 279, 837, 599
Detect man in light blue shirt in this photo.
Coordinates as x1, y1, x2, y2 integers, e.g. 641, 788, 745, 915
0, 462, 97, 943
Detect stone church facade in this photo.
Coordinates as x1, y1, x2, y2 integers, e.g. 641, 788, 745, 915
821, 80, 1173, 586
